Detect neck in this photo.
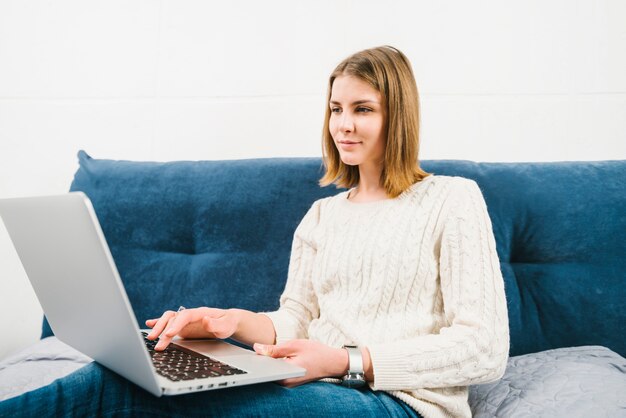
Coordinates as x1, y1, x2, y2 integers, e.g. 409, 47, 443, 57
358, 162, 384, 192
349, 163, 387, 202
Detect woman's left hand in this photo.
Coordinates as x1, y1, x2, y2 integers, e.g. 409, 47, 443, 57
253, 339, 348, 387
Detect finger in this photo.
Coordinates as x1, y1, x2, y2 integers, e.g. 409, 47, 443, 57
253, 342, 294, 358
155, 316, 177, 350
163, 308, 215, 337
278, 379, 297, 388
146, 311, 175, 340
149, 307, 222, 341
277, 376, 307, 388
163, 309, 192, 337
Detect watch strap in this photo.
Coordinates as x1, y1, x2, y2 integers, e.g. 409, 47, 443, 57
341, 345, 366, 388
343, 345, 364, 374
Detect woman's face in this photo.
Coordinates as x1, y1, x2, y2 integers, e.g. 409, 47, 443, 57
329, 75, 386, 169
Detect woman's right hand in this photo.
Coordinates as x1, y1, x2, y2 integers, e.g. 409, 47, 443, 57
145, 307, 239, 351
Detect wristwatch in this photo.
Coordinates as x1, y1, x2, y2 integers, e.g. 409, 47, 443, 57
341, 345, 367, 388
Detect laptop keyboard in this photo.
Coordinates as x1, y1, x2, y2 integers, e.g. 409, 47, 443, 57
142, 332, 247, 382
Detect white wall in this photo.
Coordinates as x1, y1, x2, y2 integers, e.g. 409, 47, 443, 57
1, 0, 625, 360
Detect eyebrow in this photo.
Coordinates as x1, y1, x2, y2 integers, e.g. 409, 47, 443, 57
329, 99, 380, 105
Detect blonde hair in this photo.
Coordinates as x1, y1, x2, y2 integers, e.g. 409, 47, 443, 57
319, 45, 430, 198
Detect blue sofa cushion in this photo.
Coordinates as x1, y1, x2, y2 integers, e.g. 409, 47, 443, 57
42, 152, 626, 359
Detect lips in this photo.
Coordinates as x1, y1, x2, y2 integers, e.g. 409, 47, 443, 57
338, 141, 361, 151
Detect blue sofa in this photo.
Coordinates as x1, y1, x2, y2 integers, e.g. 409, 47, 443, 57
1, 151, 625, 417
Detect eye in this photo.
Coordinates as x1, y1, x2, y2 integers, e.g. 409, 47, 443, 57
330, 107, 342, 113
356, 107, 372, 113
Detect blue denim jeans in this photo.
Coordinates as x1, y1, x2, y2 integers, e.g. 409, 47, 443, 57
0, 362, 422, 417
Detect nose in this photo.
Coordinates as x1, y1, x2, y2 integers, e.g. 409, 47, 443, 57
339, 112, 354, 133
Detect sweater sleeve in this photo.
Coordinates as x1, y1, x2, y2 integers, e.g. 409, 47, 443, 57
367, 178, 510, 391
261, 200, 322, 344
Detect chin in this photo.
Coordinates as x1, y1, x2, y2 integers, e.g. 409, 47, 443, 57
339, 154, 361, 166
340, 158, 360, 167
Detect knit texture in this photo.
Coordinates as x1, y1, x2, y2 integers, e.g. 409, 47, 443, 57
263, 175, 510, 418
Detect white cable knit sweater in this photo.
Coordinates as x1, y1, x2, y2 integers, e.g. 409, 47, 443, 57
264, 174, 510, 418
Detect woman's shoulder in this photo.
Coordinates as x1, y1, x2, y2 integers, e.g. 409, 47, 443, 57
421, 174, 482, 195
402, 174, 479, 199
422, 173, 477, 187
401, 175, 485, 216
308, 191, 347, 211
297, 192, 346, 226
425, 175, 490, 225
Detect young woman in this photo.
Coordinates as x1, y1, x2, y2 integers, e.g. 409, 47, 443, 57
2, 46, 509, 418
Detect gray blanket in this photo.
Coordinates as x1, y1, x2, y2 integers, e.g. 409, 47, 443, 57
469, 346, 626, 417
1, 338, 625, 417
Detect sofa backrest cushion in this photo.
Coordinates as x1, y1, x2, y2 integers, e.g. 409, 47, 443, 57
42, 151, 626, 358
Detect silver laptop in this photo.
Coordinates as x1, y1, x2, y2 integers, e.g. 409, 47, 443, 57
0, 192, 305, 396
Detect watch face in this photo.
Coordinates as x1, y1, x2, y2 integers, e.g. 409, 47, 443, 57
342, 374, 366, 388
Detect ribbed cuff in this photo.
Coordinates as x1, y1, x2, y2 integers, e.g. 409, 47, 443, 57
259, 310, 299, 345
367, 344, 416, 391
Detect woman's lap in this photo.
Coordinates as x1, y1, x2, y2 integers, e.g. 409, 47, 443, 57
0, 363, 421, 417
